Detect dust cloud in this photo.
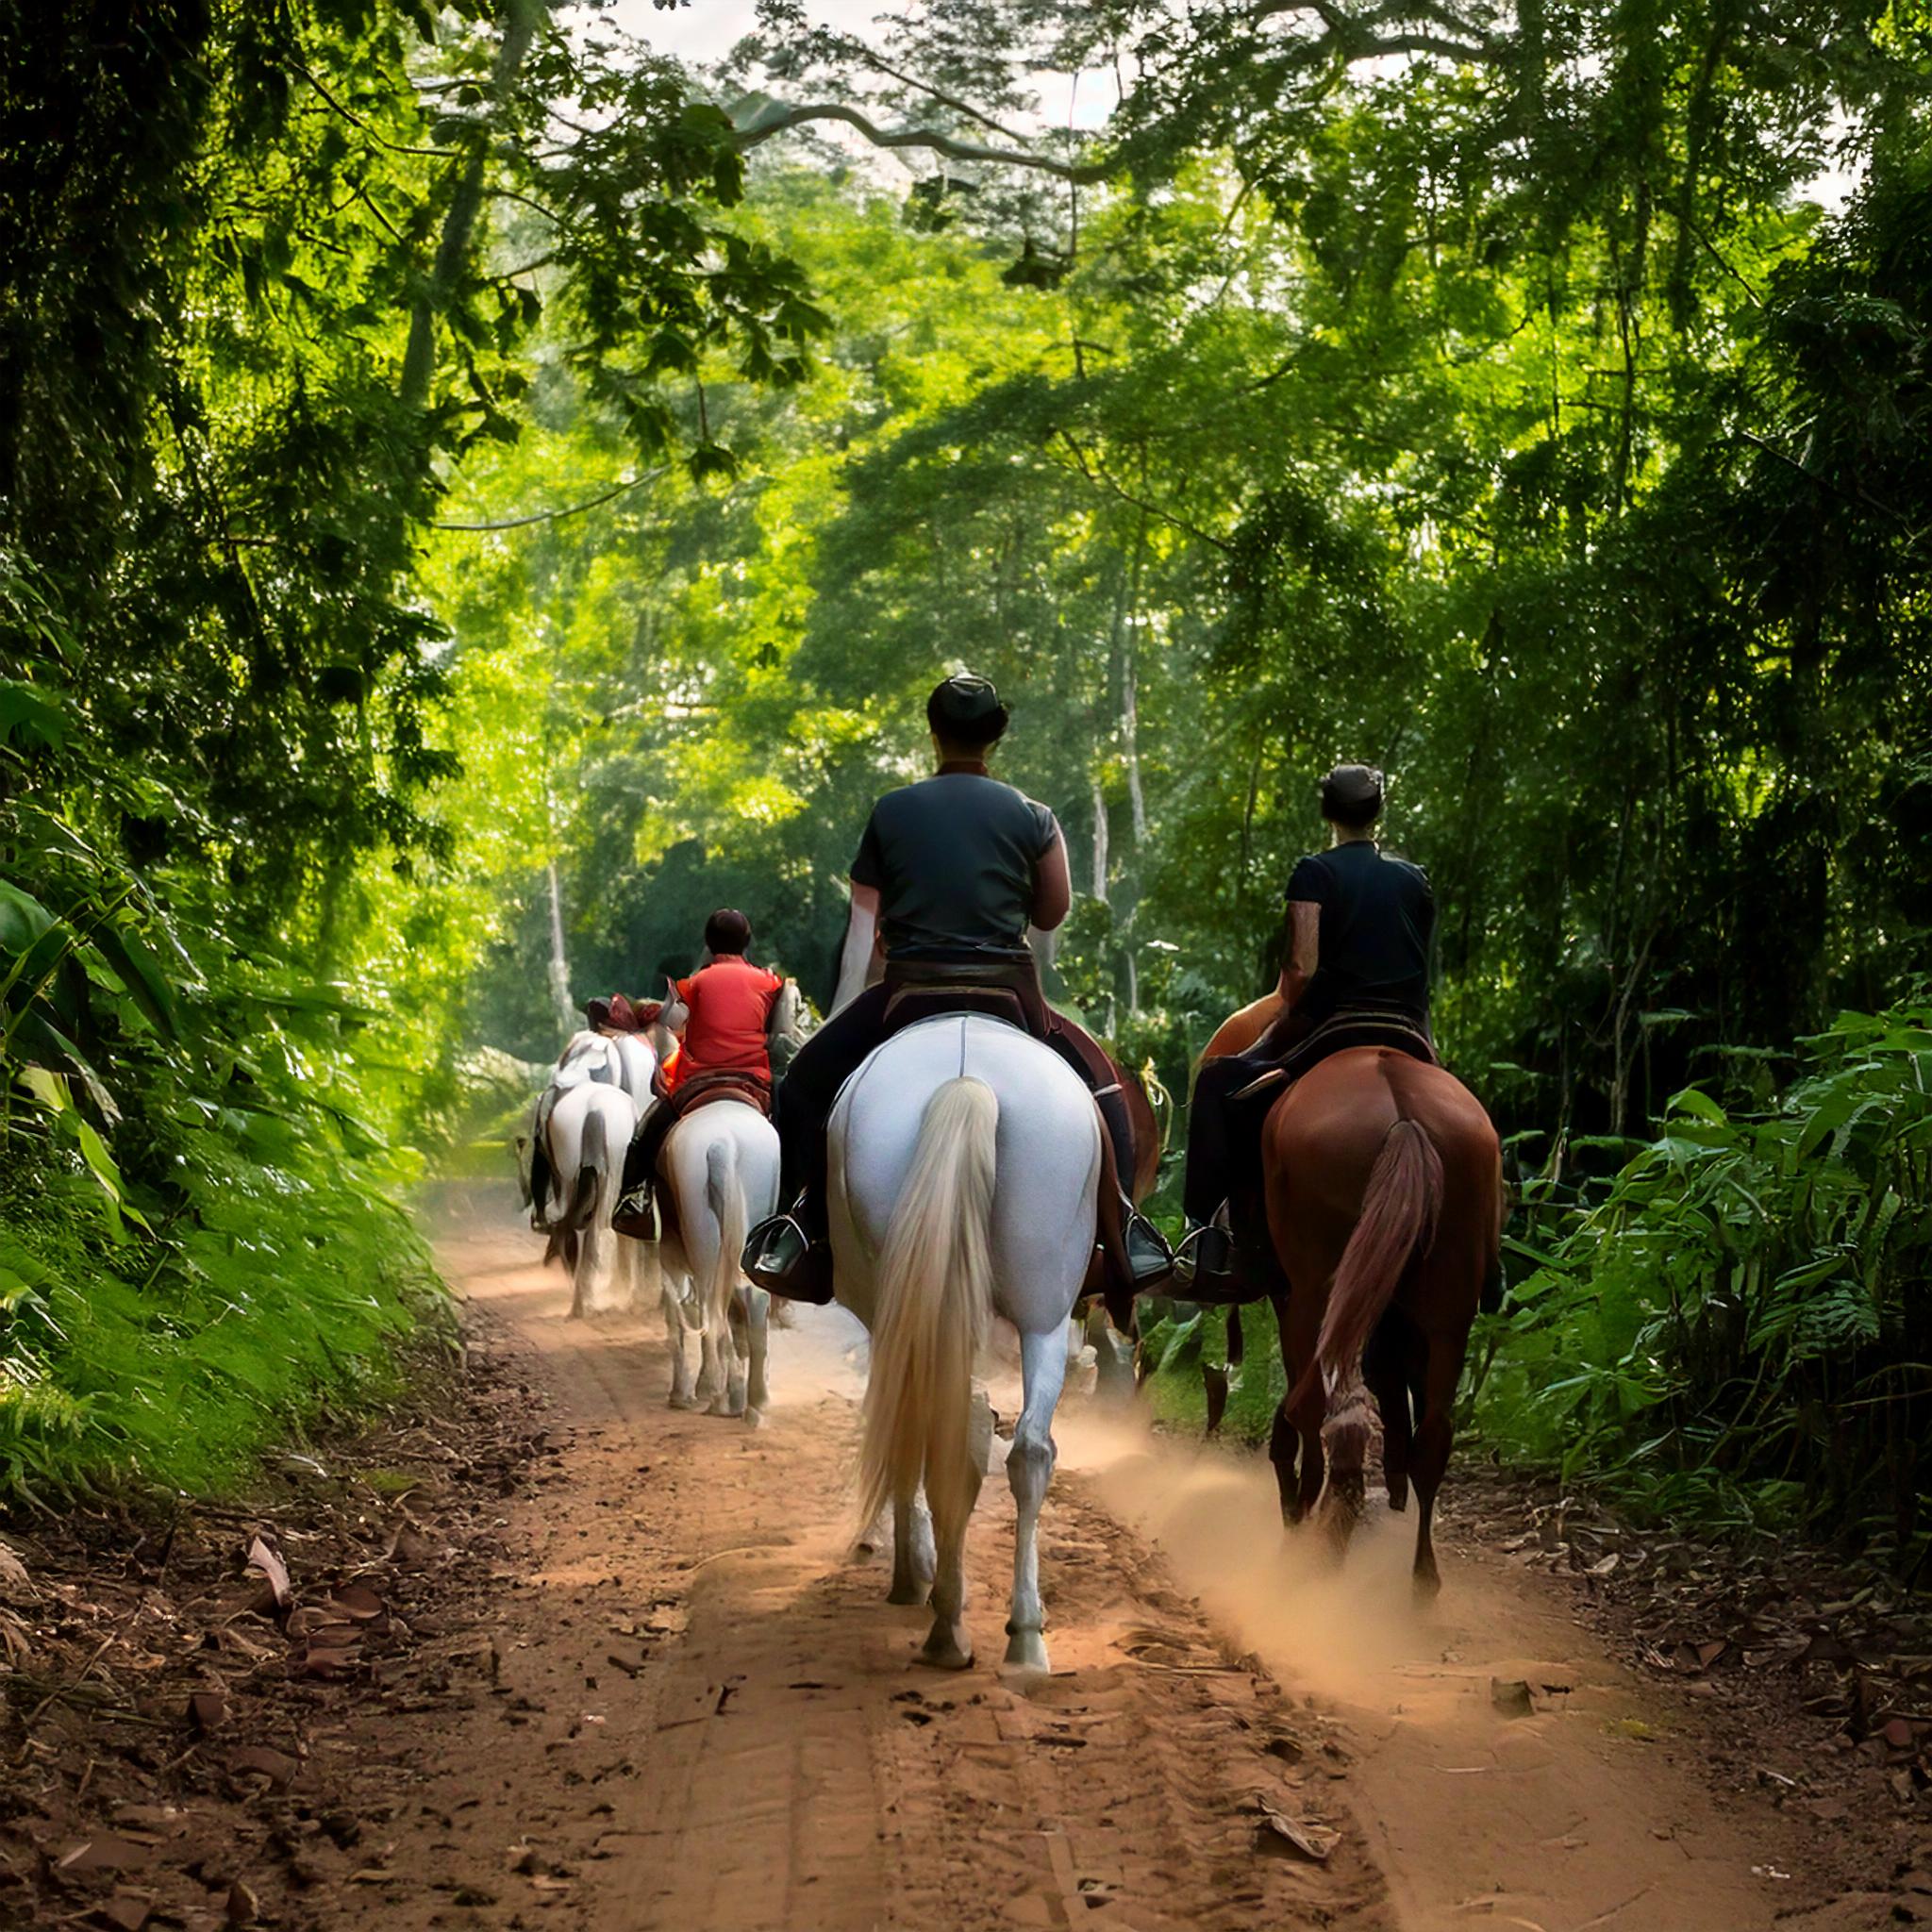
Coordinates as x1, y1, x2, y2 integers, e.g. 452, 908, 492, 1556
1054, 1396, 1437, 1710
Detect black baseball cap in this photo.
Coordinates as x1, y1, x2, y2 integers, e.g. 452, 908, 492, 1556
1320, 762, 1385, 823
927, 673, 1010, 745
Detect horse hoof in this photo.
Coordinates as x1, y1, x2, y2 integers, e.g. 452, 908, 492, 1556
743, 1407, 766, 1431
1002, 1629, 1050, 1674
668, 1391, 697, 1410
918, 1624, 974, 1671
706, 1395, 734, 1417
1412, 1566, 1442, 1604
887, 1578, 930, 1607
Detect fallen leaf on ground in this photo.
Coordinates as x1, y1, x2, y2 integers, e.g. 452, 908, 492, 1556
0, 1538, 34, 1601
55, 1838, 156, 1877
1251, 1800, 1339, 1862
187, 1692, 227, 1733
227, 1745, 299, 1788
243, 1538, 290, 1612
330, 1583, 383, 1622
94, 1892, 152, 1930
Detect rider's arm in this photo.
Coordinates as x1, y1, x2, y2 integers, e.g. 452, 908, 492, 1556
1030, 826, 1072, 932
831, 881, 881, 1015
1277, 900, 1321, 1010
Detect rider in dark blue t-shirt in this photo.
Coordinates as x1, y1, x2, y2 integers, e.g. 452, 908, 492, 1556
741, 675, 1173, 1302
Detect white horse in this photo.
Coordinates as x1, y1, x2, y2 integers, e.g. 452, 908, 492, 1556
656, 1099, 781, 1423
830, 1014, 1101, 1673
538, 1078, 641, 1318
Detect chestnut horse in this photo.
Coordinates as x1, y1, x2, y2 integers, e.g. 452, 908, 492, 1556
1199, 994, 1501, 1593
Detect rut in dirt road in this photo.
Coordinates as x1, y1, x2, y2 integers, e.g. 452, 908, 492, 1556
266, 1224, 1874, 1932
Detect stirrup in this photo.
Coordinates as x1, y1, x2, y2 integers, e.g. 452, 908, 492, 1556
1173, 1219, 1236, 1291
741, 1212, 835, 1305
1123, 1207, 1175, 1289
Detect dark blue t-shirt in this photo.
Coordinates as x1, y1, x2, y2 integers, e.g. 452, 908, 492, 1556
1286, 840, 1434, 1024
852, 769, 1058, 960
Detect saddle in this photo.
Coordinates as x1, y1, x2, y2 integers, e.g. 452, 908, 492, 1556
1230, 1007, 1436, 1103
879, 958, 1050, 1041
657, 1066, 773, 1121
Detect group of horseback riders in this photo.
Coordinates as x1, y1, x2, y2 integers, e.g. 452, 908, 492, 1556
594, 672, 1438, 1310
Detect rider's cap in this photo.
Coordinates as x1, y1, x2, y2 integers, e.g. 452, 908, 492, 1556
1320, 762, 1385, 822
927, 673, 1010, 743
585, 996, 613, 1030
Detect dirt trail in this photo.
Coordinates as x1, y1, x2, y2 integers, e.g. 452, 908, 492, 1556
347, 1224, 1876, 1932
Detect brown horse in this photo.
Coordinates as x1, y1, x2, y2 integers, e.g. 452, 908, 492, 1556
1199, 995, 1501, 1594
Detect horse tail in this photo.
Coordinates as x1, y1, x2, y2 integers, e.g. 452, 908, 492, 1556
703, 1134, 747, 1337
564, 1105, 609, 1233
857, 1077, 998, 1562
1289, 1118, 1442, 1426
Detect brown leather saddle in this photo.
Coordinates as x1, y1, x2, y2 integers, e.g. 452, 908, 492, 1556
1229, 1008, 1436, 1104
658, 1067, 773, 1120
878, 958, 1049, 1040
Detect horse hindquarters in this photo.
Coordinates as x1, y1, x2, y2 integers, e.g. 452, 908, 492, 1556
1289, 1118, 1443, 1543
857, 1076, 998, 1672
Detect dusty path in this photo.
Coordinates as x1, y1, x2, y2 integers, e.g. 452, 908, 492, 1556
345, 1224, 1881, 1932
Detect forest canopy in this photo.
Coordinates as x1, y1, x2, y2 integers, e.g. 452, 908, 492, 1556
1, 0, 1927, 1530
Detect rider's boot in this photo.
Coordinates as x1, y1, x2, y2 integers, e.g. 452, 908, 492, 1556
742, 1195, 836, 1304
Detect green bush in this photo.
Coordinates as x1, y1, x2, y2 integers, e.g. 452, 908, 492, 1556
1473, 1008, 1932, 1545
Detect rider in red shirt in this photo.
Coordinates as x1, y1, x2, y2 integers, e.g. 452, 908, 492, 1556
618, 909, 782, 1218
665, 910, 783, 1091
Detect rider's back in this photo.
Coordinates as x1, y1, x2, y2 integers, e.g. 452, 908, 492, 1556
675, 956, 782, 1078
1289, 841, 1434, 1024
854, 770, 1056, 961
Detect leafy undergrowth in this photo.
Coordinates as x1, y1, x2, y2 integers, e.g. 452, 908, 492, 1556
1137, 1304, 1287, 1448
1474, 1008, 1932, 1553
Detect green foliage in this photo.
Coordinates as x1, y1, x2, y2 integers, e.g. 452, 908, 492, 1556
1474, 1008, 1932, 1544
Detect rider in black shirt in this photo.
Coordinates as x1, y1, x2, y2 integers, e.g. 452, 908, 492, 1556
1176, 762, 1436, 1291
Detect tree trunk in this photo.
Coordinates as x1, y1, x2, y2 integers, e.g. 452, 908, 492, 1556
545, 856, 575, 1038
1091, 775, 1110, 903
399, 0, 544, 414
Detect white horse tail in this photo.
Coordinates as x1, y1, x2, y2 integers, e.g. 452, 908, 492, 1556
858, 1076, 998, 1561
703, 1134, 747, 1335
564, 1104, 610, 1232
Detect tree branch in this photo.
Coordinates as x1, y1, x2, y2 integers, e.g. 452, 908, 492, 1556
816, 36, 1037, 146
727, 97, 1108, 182
1257, 0, 1499, 62
430, 467, 667, 532
1055, 431, 1231, 553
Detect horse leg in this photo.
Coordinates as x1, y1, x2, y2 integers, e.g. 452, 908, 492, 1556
743, 1286, 771, 1425
1409, 1335, 1467, 1600
889, 1489, 937, 1606
1318, 1358, 1373, 1557
922, 1389, 992, 1672
1267, 1401, 1302, 1527
723, 1291, 750, 1417
1364, 1319, 1414, 1513
1005, 1328, 1068, 1674
661, 1271, 697, 1408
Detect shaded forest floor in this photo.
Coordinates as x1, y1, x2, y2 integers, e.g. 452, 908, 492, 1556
0, 1212, 1926, 1930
